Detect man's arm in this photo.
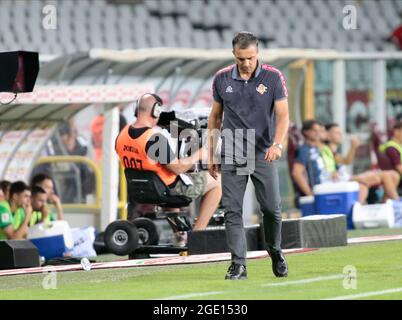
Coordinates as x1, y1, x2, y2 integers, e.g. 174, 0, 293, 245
165, 148, 206, 175
146, 132, 206, 176
207, 100, 224, 179
395, 164, 402, 175
292, 162, 313, 196
48, 194, 64, 220
386, 147, 402, 175
40, 204, 51, 222
334, 136, 359, 165
265, 98, 289, 162
3, 207, 32, 240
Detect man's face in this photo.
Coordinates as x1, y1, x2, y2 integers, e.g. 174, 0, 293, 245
305, 124, 322, 142
318, 125, 328, 142
233, 45, 258, 75
394, 128, 402, 141
31, 193, 47, 211
328, 126, 343, 144
38, 179, 54, 196
15, 190, 31, 207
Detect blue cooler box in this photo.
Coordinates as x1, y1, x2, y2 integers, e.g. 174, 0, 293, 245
313, 182, 359, 229
299, 196, 315, 216
27, 221, 74, 261
30, 235, 66, 260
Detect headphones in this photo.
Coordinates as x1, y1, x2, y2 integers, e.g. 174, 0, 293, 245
134, 93, 164, 118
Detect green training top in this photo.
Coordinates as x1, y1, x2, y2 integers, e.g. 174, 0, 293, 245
0, 200, 14, 240
320, 144, 337, 173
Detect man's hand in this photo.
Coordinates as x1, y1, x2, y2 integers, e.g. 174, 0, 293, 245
41, 205, 51, 221
331, 171, 340, 181
48, 193, 64, 220
49, 193, 61, 206
264, 145, 282, 162
351, 136, 360, 148
22, 203, 32, 218
208, 163, 219, 180
198, 146, 209, 163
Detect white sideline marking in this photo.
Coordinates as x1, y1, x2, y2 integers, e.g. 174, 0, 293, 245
348, 235, 402, 244
155, 274, 344, 300
323, 287, 402, 300
261, 274, 344, 287
156, 291, 226, 300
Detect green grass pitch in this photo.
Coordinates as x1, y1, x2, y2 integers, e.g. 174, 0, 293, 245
0, 228, 401, 300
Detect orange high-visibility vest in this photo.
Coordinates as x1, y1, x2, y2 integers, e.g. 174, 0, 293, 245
115, 125, 177, 186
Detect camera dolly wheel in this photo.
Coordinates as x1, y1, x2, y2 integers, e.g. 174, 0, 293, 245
133, 217, 160, 246
104, 220, 139, 256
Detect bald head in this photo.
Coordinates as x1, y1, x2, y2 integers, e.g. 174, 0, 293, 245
137, 94, 159, 116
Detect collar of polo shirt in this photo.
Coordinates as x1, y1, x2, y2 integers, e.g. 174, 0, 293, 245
232, 61, 262, 81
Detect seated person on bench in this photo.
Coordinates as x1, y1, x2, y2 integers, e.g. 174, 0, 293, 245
291, 120, 331, 200
0, 181, 32, 240
292, 120, 399, 204
380, 120, 402, 177
115, 93, 222, 231
324, 122, 400, 202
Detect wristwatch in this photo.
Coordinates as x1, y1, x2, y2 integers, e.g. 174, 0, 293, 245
272, 142, 283, 151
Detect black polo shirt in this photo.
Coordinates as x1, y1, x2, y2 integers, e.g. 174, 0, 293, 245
212, 62, 288, 160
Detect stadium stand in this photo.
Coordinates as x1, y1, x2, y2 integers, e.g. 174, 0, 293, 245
0, 0, 401, 54
0, 0, 401, 221
1, 0, 401, 91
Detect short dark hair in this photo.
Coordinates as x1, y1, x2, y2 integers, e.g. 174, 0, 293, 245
31, 186, 46, 197
9, 181, 30, 199
232, 31, 259, 49
0, 180, 11, 194
302, 119, 322, 133
325, 123, 339, 131
393, 120, 402, 130
31, 173, 52, 187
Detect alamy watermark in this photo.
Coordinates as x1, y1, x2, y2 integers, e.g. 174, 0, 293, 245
343, 5, 357, 30
342, 265, 357, 289
42, 4, 57, 30
42, 271, 57, 290
143, 123, 258, 175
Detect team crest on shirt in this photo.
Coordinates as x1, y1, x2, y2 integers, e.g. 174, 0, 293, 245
1, 213, 9, 223
256, 84, 267, 95
225, 86, 233, 93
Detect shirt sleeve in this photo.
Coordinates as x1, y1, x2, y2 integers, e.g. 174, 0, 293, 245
0, 207, 12, 229
274, 72, 288, 101
212, 75, 223, 104
385, 147, 402, 167
295, 146, 308, 167
145, 133, 177, 165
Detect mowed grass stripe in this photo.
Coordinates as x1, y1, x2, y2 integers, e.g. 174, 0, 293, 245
323, 287, 402, 300
155, 274, 344, 300
0, 240, 401, 299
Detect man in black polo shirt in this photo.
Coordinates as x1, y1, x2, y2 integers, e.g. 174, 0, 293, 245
208, 32, 289, 280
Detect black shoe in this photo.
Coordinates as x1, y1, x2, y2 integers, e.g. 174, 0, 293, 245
269, 251, 288, 277
225, 263, 247, 280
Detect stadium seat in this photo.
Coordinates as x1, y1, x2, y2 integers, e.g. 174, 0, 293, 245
125, 169, 191, 208
174, 0, 189, 15
159, 0, 176, 16
0, 0, 400, 53
124, 169, 193, 237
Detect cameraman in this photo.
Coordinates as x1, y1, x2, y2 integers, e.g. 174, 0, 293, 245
115, 93, 222, 231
